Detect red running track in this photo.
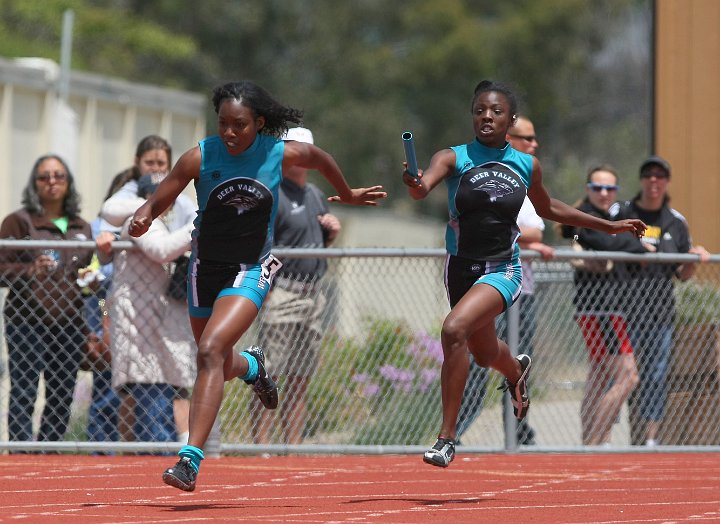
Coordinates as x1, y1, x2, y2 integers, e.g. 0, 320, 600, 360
0, 453, 719, 523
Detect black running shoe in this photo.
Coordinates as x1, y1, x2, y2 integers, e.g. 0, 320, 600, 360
498, 354, 532, 420
423, 437, 456, 468
162, 457, 197, 492
242, 345, 278, 410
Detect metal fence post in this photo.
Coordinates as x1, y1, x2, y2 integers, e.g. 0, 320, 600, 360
205, 417, 221, 458
504, 302, 520, 451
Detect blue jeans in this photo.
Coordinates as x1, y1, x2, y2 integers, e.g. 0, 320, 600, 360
87, 370, 120, 443
127, 383, 177, 443
456, 294, 537, 444
5, 321, 84, 441
629, 322, 672, 422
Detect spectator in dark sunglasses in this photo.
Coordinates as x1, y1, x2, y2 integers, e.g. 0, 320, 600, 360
562, 164, 648, 445
0, 154, 93, 443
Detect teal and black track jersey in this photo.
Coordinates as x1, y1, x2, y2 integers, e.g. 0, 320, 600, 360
447, 139, 533, 261
192, 134, 284, 264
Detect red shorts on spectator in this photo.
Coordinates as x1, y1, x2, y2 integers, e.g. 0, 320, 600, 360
575, 312, 634, 363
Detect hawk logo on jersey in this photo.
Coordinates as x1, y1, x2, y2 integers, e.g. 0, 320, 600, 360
212, 178, 270, 216
474, 179, 515, 202
226, 194, 260, 214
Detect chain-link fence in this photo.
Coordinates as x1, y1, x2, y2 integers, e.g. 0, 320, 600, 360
1, 240, 719, 453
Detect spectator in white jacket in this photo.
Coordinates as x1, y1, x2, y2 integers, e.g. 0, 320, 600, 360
101, 174, 196, 443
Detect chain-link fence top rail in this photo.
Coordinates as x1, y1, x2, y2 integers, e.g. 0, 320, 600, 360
1, 240, 719, 453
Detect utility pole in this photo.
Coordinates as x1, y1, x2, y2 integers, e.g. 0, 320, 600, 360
58, 9, 74, 102
53, 8, 78, 172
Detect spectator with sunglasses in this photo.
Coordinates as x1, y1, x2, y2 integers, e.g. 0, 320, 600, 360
0, 154, 93, 443
617, 156, 710, 446
561, 165, 647, 445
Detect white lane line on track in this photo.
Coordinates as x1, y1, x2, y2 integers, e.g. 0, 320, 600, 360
4, 493, 720, 511
3, 481, 719, 497
4, 490, 720, 524
166, 500, 720, 524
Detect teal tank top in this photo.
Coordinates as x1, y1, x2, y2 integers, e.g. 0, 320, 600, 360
192, 134, 284, 264
446, 139, 534, 260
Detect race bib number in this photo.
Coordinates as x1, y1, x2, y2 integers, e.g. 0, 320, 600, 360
261, 254, 283, 280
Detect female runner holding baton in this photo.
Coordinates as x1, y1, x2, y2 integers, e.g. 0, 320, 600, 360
402, 80, 646, 467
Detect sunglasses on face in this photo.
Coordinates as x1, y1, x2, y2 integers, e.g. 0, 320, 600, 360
508, 134, 537, 143
587, 183, 618, 192
36, 171, 68, 183
640, 172, 669, 179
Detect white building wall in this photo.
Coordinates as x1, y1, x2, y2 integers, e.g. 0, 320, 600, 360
0, 57, 206, 221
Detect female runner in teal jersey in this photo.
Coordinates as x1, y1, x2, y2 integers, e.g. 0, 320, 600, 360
403, 80, 646, 468
129, 81, 386, 491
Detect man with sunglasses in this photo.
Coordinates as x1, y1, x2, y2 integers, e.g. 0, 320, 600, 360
618, 156, 710, 446
562, 165, 648, 446
455, 116, 553, 446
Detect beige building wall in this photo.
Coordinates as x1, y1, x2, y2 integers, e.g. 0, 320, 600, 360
0, 57, 205, 222
655, 0, 720, 252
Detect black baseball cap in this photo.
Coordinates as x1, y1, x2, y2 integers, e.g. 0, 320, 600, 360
640, 155, 671, 178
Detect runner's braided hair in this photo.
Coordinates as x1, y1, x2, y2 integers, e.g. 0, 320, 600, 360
212, 81, 304, 138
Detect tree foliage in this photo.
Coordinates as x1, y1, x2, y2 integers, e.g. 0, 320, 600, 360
0, 0, 197, 87
0, 0, 651, 223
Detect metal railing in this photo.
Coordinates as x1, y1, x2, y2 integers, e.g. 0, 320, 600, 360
1, 240, 719, 453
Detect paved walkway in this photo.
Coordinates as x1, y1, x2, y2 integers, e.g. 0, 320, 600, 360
461, 398, 631, 448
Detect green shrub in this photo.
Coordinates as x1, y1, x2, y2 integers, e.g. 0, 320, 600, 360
305, 318, 446, 445
675, 281, 720, 326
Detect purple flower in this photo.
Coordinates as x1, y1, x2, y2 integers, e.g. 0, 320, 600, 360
378, 365, 401, 381
361, 383, 381, 397
379, 365, 414, 383
406, 342, 422, 360
421, 340, 444, 364
352, 373, 370, 383
421, 368, 439, 384
406, 330, 444, 364
418, 368, 439, 392
390, 381, 413, 393
397, 369, 415, 382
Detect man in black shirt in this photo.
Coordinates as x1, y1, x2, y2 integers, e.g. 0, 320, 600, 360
618, 156, 709, 446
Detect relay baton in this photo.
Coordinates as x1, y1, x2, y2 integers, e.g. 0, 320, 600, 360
402, 131, 419, 178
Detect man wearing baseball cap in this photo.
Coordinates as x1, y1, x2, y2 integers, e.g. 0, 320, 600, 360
618, 155, 709, 446
251, 127, 342, 445
639, 155, 671, 178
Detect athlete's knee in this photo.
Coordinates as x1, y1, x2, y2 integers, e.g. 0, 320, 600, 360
441, 315, 469, 353
196, 337, 226, 371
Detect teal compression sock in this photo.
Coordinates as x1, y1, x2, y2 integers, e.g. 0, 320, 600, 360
240, 351, 259, 382
178, 445, 204, 473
